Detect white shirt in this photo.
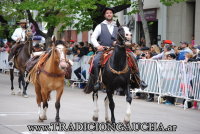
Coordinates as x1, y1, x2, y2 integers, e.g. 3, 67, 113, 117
11, 27, 26, 42
91, 20, 116, 47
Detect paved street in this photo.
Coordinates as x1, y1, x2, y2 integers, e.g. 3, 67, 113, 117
0, 73, 199, 134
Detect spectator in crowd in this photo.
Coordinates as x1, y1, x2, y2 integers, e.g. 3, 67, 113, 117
33, 43, 43, 52
191, 35, 195, 46
161, 53, 177, 105
151, 44, 174, 60
160, 40, 172, 52
177, 41, 193, 60
72, 48, 81, 62
150, 45, 161, 56
139, 37, 146, 47
188, 46, 200, 62
73, 47, 84, 81
134, 47, 142, 61
87, 46, 95, 56
78, 42, 87, 56
166, 53, 176, 60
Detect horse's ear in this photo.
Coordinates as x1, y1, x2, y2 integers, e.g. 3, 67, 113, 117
51, 35, 56, 45
116, 19, 120, 27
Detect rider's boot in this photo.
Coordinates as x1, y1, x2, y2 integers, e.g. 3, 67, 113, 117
140, 80, 148, 90
130, 73, 147, 90
93, 67, 100, 92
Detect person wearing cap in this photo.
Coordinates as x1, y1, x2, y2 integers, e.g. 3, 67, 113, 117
11, 19, 28, 42
186, 46, 200, 62
90, 7, 118, 90
177, 41, 193, 60
8, 19, 28, 63
91, 7, 147, 91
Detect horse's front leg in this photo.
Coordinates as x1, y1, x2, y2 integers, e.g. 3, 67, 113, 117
35, 84, 43, 121
92, 91, 99, 121
55, 89, 63, 122
104, 96, 111, 123
124, 86, 132, 124
107, 90, 115, 123
39, 89, 48, 121
10, 69, 15, 95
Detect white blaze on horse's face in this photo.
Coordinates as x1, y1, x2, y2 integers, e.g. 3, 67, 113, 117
56, 44, 68, 70
123, 26, 132, 41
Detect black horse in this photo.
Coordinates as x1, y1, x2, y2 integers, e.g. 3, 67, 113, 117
9, 31, 32, 97
84, 24, 133, 123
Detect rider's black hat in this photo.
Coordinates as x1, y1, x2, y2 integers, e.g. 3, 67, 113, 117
102, 7, 115, 15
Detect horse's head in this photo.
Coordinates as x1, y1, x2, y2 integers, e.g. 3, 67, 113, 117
54, 42, 69, 70
116, 21, 132, 47
25, 26, 33, 40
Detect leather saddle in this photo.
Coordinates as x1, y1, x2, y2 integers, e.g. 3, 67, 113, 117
89, 49, 137, 72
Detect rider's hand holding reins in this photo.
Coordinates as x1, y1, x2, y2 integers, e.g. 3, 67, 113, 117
16, 37, 22, 42
97, 45, 104, 51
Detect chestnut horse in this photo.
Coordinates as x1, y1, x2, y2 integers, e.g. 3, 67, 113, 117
28, 42, 70, 122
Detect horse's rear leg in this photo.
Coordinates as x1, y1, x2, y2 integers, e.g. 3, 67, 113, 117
92, 91, 99, 121
107, 91, 115, 123
19, 73, 28, 97
18, 75, 22, 95
10, 69, 15, 95
124, 87, 132, 124
55, 89, 63, 122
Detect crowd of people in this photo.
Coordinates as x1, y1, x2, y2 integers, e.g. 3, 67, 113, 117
130, 39, 200, 109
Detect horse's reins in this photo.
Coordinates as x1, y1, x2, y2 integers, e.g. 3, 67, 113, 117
116, 32, 132, 48
38, 47, 66, 78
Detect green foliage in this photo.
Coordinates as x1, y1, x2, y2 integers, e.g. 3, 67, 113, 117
0, 0, 186, 39
160, 0, 186, 6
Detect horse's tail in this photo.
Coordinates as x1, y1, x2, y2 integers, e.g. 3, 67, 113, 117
83, 74, 95, 94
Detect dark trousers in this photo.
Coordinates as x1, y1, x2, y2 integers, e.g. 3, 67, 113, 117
93, 51, 103, 69
74, 67, 81, 80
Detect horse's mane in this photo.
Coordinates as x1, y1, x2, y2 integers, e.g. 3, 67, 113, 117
27, 53, 50, 84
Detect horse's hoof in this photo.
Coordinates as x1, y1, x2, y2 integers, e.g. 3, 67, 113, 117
38, 117, 44, 122
123, 120, 130, 125
43, 115, 47, 120
11, 91, 15, 95
92, 116, 98, 122
17, 91, 22, 96
23, 94, 29, 98
106, 120, 112, 123
55, 118, 60, 122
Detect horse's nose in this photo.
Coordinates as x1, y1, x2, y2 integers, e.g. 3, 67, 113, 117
59, 61, 68, 69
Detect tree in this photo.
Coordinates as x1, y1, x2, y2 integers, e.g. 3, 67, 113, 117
0, 0, 186, 48
0, 0, 133, 47
137, 0, 186, 47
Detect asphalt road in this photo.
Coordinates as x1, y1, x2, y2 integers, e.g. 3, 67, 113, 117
0, 73, 199, 134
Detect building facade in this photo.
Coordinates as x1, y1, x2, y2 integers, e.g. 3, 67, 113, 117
124, 0, 198, 46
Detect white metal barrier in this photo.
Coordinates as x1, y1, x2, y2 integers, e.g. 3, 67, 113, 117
137, 59, 200, 108
0, 51, 10, 72
67, 55, 91, 82
67, 55, 91, 88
